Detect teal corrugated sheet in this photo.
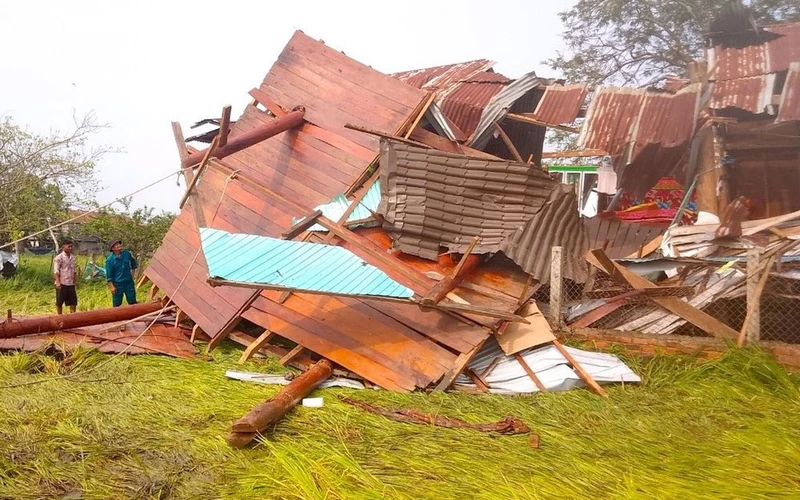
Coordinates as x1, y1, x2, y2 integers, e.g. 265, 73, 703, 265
200, 228, 413, 298
292, 180, 382, 231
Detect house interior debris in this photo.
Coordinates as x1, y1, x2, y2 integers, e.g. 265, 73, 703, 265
3, 12, 800, 447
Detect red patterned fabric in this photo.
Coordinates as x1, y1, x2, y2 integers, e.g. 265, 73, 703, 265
613, 177, 695, 224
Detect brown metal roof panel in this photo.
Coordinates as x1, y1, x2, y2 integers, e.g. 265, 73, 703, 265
777, 62, 800, 123
439, 80, 507, 137
709, 75, 776, 114
392, 59, 496, 91
708, 21, 800, 81
532, 84, 588, 125
498, 185, 588, 284
578, 87, 647, 157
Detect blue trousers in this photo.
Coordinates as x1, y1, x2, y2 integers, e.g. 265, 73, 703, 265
112, 282, 137, 307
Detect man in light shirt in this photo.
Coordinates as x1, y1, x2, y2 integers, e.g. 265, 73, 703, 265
54, 239, 78, 314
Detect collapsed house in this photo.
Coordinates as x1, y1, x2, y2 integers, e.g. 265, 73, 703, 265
141, 31, 635, 401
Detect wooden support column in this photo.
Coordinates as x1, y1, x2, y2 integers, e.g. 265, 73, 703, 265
280, 345, 305, 366
550, 246, 564, 329
744, 249, 762, 344
218, 105, 232, 147
174, 309, 187, 328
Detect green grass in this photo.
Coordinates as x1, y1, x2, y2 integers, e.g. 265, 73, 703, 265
1, 256, 799, 499
2, 253, 147, 313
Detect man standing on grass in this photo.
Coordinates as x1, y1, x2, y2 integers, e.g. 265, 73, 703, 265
54, 239, 78, 314
105, 239, 138, 307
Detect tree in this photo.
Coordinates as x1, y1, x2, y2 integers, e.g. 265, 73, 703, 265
548, 0, 800, 87
0, 113, 110, 250
77, 199, 175, 275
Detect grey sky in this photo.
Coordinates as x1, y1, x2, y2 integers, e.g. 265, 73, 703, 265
1, 0, 574, 213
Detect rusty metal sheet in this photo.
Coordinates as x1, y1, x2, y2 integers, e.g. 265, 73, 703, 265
709, 74, 777, 114
708, 22, 800, 81
392, 59, 495, 91
578, 86, 646, 157
438, 75, 508, 137
470, 72, 551, 148
777, 62, 800, 123
531, 84, 588, 126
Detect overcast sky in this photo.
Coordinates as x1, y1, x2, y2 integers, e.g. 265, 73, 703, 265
1, 0, 575, 213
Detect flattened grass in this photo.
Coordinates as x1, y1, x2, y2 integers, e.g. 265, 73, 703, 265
1, 256, 799, 498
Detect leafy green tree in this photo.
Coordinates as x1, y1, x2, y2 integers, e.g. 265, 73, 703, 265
0, 114, 110, 251
77, 199, 174, 276
548, 0, 800, 87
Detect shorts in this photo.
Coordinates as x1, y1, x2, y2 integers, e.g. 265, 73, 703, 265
56, 285, 78, 307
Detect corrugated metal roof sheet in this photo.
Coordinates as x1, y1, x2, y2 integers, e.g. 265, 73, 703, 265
578, 85, 700, 194
708, 22, 800, 81
295, 180, 382, 232
709, 74, 777, 114
470, 72, 549, 148
378, 140, 585, 284
578, 86, 646, 158
498, 185, 588, 283
777, 62, 800, 123
200, 228, 414, 298
392, 60, 496, 91
531, 84, 588, 126
438, 77, 507, 137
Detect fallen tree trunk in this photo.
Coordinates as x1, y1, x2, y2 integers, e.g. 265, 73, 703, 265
227, 358, 333, 448
0, 301, 163, 339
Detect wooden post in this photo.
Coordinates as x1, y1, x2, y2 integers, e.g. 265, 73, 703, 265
745, 249, 761, 343
550, 246, 564, 329
227, 359, 333, 448
238, 331, 275, 364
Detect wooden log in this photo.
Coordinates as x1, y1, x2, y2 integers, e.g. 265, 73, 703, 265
226, 359, 333, 448
0, 302, 162, 338
182, 109, 304, 167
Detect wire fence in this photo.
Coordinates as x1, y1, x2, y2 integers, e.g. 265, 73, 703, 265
546, 247, 800, 346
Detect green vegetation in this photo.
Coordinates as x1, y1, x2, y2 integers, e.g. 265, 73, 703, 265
1, 257, 799, 499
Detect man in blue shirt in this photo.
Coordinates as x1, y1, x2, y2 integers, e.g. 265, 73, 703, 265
105, 239, 138, 307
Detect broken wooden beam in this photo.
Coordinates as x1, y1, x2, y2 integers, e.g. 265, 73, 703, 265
0, 301, 163, 339
226, 359, 333, 448
505, 113, 581, 134
248, 87, 288, 117
514, 353, 547, 392
182, 109, 304, 167
179, 135, 219, 209
422, 237, 481, 305
495, 124, 524, 162
552, 340, 608, 397
585, 249, 739, 339
541, 149, 608, 159
238, 331, 276, 364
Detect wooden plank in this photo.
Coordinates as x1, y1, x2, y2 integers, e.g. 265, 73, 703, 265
495, 124, 524, 162
205, 292, 260, 353
218, 105, 232, 147
180, 135, 219, 209
248, 87, 287, 117
541, 149, 608, 159
496, 302, 556, 355
586, 249, 739, 339
403, 91, 435, 139
514, 353, 547, 392
553, 339, 609, 397
238, 330, 275, 364
739, 252, 774, 347
465, 369, 490, 392
506, 113, 580, 134
434, 337, 489, 392
280, 344, 305, 366
281, 209, 323, 240
174, 309, 187, 329
172, 121, 190, 164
